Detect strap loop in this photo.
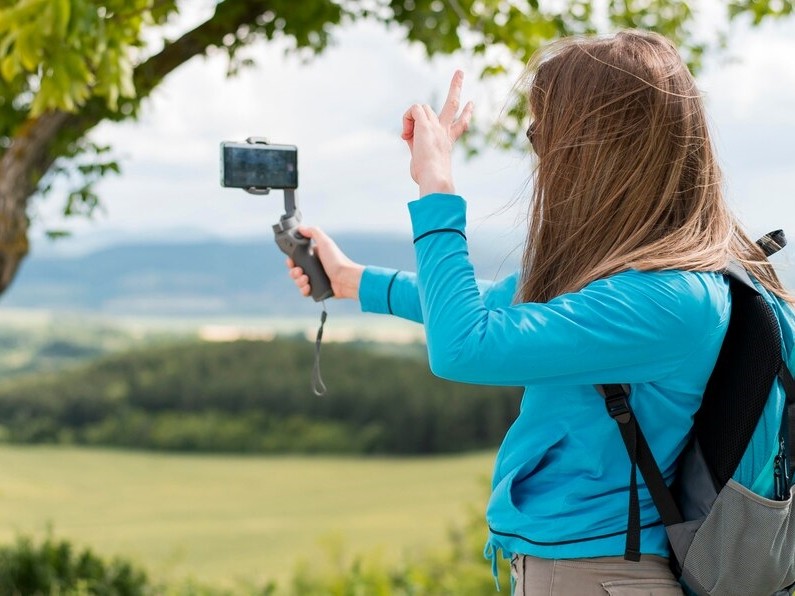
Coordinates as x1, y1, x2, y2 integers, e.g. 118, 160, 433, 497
311, 303, 328, 396
605, 394, 632, 424
598, 384, 632, 423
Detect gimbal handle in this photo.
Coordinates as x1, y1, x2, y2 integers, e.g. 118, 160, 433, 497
273, 200, 333, 302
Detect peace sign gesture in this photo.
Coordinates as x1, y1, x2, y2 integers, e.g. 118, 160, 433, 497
401, 70, 474, 197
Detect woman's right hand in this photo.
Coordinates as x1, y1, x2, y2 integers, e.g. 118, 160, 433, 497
286, 227, 364, 300
401, 70, 473, 196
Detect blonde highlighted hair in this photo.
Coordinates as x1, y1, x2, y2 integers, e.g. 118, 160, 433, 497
517, 29, 791, 304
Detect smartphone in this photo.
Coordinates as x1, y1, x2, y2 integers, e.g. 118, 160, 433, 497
220, 142, 298, 189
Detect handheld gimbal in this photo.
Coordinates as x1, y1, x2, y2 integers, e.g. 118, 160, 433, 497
220, 136, 333, 395
221, 137, 334, 302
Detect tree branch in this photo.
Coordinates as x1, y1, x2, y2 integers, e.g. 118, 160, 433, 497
46, 0, 281, 168
133, 0, 277, 99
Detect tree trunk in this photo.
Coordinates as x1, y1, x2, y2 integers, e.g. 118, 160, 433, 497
0, 111, 70, 294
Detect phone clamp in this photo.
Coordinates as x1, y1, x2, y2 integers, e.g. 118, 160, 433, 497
243, 137, 273, 196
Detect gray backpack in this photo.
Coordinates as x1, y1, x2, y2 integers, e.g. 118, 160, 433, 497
598, 230, 795, 596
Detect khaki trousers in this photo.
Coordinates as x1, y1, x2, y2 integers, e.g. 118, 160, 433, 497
510, 554, 684, 595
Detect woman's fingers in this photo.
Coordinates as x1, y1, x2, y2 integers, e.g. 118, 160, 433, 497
408, 71, 471, 142
289, 265, 308, 286
285, 226, 364, 300
402, 104, 422, 141
294, 270, 311, 295
399, 74, 468, 194
403, 70, 468, 143
438, 70, 464, 126
450, 100, 474, 141
285, 256, 311, 295
401, 115, 414, 141
441, 71, 473, 141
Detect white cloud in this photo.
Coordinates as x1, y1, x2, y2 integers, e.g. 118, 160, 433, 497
702, 29, 795, 124
697, 18, 795, 240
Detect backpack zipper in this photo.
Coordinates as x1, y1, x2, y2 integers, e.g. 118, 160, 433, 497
774, 434, 789, 501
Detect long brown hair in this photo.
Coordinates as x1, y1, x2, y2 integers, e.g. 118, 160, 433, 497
517, 30, 791, 304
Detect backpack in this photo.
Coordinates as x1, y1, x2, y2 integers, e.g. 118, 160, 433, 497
598, 230, 795, 596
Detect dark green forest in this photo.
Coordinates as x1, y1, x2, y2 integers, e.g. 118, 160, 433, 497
0, 337, 521, 454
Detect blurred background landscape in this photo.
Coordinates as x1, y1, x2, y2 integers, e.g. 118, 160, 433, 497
0, 229, 526, 594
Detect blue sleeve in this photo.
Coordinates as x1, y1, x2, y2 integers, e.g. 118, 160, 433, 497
359, 265, 519, 324
408, 193, 728, 387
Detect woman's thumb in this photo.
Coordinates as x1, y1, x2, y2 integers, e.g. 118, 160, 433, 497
297, 225, 318, 239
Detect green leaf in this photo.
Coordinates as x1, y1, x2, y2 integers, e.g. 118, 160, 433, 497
15, 26, 40, 71
0, 54, 19, 81
53, 0, 71, 38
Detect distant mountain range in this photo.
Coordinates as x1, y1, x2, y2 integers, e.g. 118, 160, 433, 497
6, 231, 792, 318
0, 233, 522, 317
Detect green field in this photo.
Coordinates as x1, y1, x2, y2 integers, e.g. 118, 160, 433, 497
0, 446, 495, 589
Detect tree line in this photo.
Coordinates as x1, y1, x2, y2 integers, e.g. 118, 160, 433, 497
0, 337, 521, 454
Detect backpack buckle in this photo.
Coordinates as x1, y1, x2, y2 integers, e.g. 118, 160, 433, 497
605, 394, 632, 424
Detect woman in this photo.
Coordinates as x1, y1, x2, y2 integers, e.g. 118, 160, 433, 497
287, 30, 794, 594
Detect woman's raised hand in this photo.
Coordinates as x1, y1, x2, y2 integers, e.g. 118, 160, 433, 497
286, 227, 364, 300
401, 70, 474, 197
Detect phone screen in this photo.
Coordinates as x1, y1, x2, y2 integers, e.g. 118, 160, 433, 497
220, 142, 298, 189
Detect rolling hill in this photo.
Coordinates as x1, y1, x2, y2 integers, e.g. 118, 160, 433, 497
1, 232, 521, 317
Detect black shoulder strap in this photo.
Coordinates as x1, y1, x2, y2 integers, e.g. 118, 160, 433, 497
596, 384, 683, 561
701, 258, 785, 490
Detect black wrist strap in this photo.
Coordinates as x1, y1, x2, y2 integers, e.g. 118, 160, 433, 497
312, 303, 328, 396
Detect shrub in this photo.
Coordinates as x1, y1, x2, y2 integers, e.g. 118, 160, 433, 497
0, 534, 150, 595
0, 501, 507, 595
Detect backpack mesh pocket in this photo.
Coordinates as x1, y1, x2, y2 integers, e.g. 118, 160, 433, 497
677, 480, 795, 596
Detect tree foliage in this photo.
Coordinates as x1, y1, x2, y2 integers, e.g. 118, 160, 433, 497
0, 337, 522, 454
0, 0, 792, 294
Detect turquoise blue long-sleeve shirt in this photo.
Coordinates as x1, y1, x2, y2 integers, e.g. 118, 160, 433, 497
358, 193, 793, 575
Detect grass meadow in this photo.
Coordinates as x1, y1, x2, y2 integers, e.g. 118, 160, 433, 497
0, 446, 495, 589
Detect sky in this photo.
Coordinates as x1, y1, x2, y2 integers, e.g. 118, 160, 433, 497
27, 3, 795, 262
